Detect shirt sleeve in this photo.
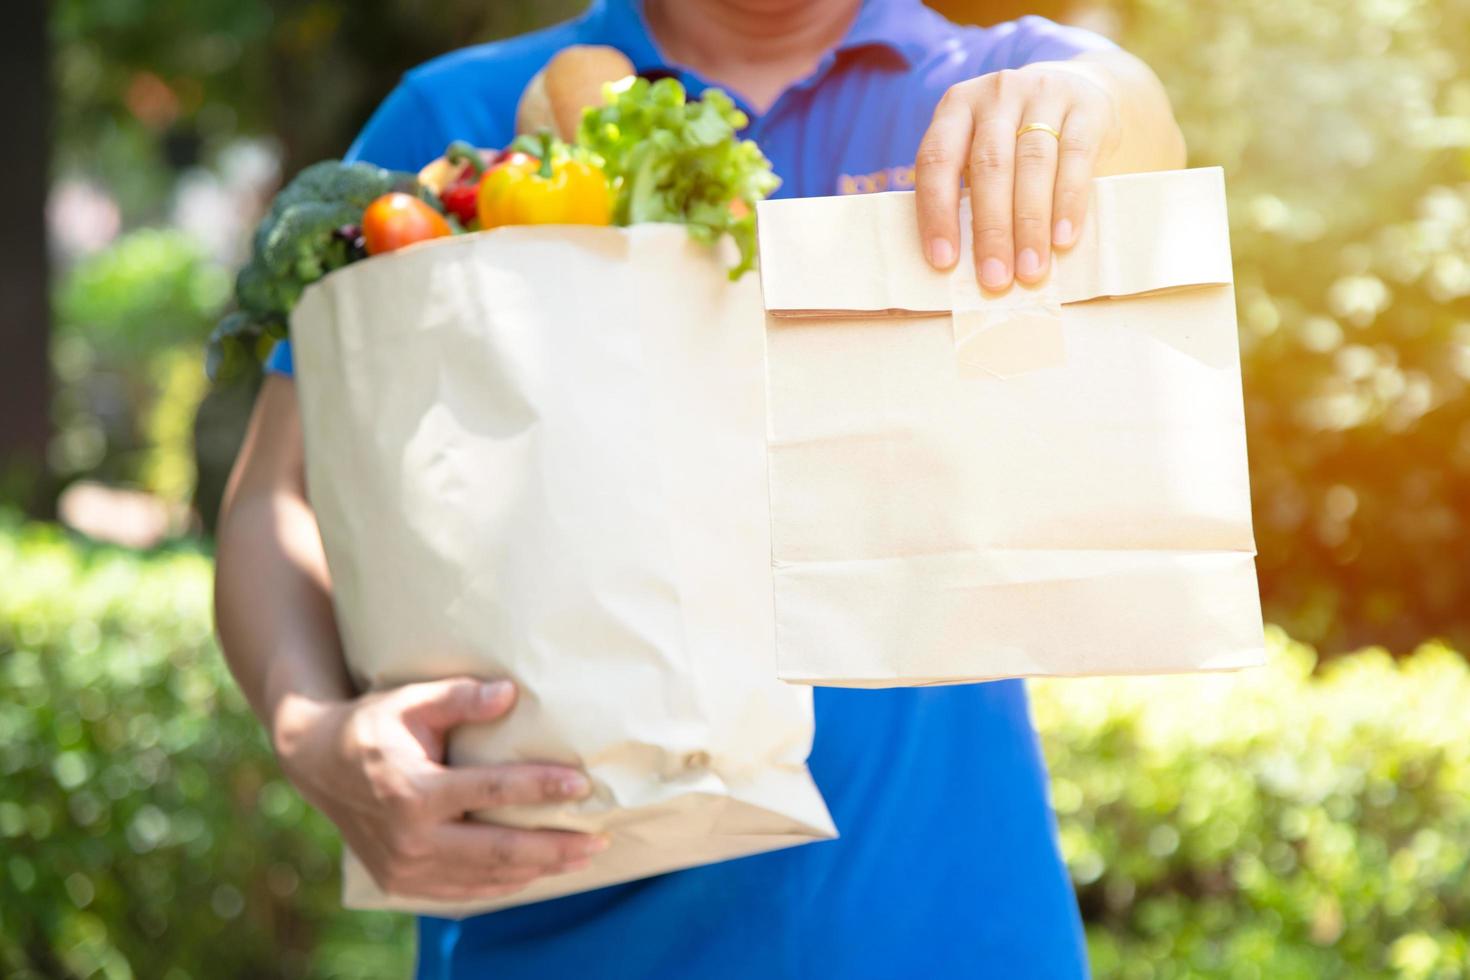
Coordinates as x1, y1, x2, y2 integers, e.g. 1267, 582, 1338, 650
264, 79, 445, 377
264, 335, 295, 375
264, 341, 294, 376
992, 15, 1118, 68
344, 79, 448, 172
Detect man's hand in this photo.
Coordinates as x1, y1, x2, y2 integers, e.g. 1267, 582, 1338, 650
273, 676, 607, 903
217, 381, 605, 903
915, 61, 1119, 290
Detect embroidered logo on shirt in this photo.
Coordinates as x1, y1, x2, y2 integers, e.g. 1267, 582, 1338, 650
837, 165, 916, 195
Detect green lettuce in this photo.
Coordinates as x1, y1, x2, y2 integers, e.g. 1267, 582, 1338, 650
579, 77, 779, 280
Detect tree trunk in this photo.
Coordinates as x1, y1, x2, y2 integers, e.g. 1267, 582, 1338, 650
0, 0, 52, 514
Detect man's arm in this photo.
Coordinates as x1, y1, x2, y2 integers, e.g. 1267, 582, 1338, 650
215, 374, 354, 735
215, 376, 607, 902
915, 47, 1187, 289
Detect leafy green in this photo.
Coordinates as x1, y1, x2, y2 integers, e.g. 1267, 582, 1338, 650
580, 77, 779, 280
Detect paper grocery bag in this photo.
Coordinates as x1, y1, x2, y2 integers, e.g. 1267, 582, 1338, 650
291, 225, 835, 917
756, 167, 1266, 687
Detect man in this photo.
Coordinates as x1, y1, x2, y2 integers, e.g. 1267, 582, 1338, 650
215, 0, 1185, 975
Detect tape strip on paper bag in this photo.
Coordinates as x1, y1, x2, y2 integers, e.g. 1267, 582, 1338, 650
949, 197, 1066, 379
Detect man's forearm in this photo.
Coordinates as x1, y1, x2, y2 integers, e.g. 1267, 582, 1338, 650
215, 487, 355, 759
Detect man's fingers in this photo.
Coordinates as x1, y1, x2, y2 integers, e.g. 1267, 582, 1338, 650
435, 859, 548, 889
417, 881, 531, 902
1012, 112, 1064, 284
396, 676, 516, 734
969, 115, 1020, 290
370, 823, 607, 898
424, 762, 593, 819
923, 68, 1111, 287
914, 92, 974, 269
439, 822, 611, 873
1052, 110, 1104, 250
372, 867, 539, 902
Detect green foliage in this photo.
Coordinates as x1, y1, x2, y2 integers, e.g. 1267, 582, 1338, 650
140, 349, 211, 506
581, 77, 781, 280
49, 0, 584, 213
52, 230, 231, 500
1098, 0, 1470, 652
0, 518, 411, 979
7, 520, 1470, 977
56, 229, 230, 357
1035, 628, 1470, 978
50, 0, 1470, 651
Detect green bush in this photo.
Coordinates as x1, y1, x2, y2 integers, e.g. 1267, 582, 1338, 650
931, 0, 1470, 655
50, 229, 233, 502
56, 229, 231, 359
1100, 0, 1470, 655
0, 518, 410, 980
1035, 629, 1470, 978
6, 517, 1470, 978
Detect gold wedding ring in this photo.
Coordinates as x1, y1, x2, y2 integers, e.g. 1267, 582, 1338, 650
1016, 122, 1062, 141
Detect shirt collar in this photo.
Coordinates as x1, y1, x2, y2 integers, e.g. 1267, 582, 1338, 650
838, 0, 940, 67
583, 0, 938, 73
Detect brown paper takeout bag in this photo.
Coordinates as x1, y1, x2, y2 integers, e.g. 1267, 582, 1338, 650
291, 226, 835, 917
756, 168, 1266, 687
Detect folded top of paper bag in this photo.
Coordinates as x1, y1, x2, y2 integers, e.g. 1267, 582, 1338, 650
755, 167, 1234, 315
756, 168, 1235, 379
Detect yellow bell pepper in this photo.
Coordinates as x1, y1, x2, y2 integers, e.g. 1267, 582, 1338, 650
477, 150, 612, 229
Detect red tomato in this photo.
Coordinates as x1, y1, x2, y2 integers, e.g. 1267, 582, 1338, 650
362, 193, 453, 256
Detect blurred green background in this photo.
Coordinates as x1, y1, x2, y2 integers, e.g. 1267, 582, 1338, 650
3, 0, 1469, 977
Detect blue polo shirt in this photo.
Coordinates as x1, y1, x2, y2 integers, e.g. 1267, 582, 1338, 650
269, 2, 1115, 976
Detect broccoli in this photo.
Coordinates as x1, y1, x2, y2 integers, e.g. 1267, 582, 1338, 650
260, 200, 362, 282
205, 312, 260, 383
234, 260, 291, 321
269, 160, 409, 216
208, 159, 424, 381
253, 162, 375, 256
